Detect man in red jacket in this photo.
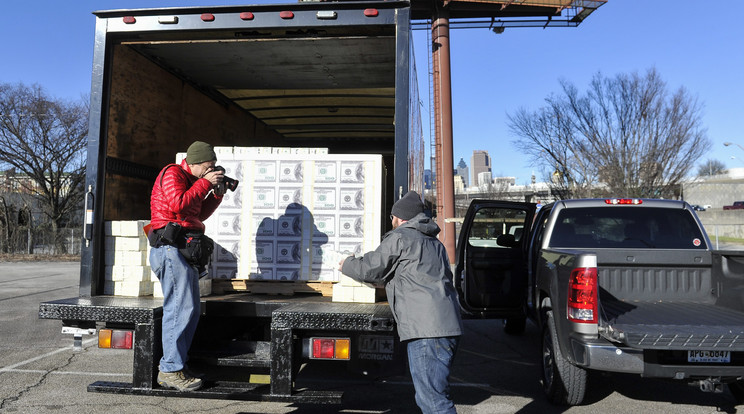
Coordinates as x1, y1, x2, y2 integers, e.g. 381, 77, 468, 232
148, 141, 224, 391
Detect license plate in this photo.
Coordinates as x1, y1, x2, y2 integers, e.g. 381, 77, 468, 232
687, 350, 731, 363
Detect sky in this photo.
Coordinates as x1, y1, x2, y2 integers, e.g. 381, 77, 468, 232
2, 1, 743, 187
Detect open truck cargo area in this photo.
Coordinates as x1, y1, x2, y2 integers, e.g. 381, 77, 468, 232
39, 1, 421, 404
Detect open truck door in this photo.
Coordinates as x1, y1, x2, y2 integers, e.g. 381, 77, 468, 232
454, 200, 536, 334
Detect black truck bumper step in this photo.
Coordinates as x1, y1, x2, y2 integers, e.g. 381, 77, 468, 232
88, 381, 343, 404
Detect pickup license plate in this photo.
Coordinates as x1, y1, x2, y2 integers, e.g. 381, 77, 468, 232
687, 350, 731, 363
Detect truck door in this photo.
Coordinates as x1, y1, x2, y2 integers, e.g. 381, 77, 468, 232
454, 200, 536, 327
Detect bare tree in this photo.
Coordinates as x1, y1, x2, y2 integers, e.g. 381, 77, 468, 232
697, 159, 727, 177
0, 83, 88, 253
509, 68, 710, 199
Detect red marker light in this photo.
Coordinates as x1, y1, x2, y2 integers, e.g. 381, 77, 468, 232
123, 16, 136, 24
313, 338, 335, 359
605, 198, 642, 205
364, 8, 379, 17
201, 13, 215, 22
240, 12, 254, 20
280, 11, 294, 19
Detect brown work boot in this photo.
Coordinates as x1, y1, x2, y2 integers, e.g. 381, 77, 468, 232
157, 369, 203, 391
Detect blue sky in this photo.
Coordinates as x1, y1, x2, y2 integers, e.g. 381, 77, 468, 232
2, 1, 742, 186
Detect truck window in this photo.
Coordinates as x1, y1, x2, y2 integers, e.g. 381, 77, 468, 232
468, 207, 528, 248
549, 207, 707, 249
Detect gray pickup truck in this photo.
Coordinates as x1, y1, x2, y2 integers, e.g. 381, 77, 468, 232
455, 198, 744, 406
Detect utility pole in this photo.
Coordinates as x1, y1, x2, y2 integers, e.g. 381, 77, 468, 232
431, 8, 456, 265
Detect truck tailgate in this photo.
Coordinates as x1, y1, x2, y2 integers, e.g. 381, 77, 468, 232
600, 298, 744, 350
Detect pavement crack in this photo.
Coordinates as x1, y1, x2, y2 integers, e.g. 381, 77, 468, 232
0, 347, 78, 410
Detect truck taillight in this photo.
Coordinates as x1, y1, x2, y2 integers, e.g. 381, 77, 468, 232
98, 329, 133, 349
309, 337, 350, 360
567, 267, 598, 323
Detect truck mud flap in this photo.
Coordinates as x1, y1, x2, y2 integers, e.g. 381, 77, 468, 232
599, 300, 744, 351
87, 380, 343, 404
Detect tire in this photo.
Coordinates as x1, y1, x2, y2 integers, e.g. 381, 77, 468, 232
540, 311, 587, 405
729, 379, 744, 404
503, 316, 526, 335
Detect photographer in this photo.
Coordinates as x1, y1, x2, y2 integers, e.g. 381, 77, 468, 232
148, 140, 224, 391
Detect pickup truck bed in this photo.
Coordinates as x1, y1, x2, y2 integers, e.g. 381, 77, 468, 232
601, 299, 744, 349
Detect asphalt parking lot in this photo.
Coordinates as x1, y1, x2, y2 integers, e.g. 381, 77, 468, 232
1, 260, 742, 413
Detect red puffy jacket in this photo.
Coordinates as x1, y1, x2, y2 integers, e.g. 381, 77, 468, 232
150, 159, 222, 232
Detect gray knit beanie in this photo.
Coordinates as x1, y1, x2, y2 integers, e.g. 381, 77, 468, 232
185, 141, 217, 164
391, 191, 424, 221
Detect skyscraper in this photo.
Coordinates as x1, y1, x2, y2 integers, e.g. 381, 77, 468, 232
456, 158, 469, 187
471, 150, 491, 187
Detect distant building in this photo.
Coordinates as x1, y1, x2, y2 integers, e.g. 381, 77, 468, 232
493, 176, 516, 187
477, 171, 493, 188
471, 150, 491, 187
456, 158, 469, 187
424, 169, 433, 190
454, 175, 465, 194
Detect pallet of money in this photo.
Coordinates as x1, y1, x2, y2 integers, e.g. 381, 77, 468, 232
211, 279, 335, 297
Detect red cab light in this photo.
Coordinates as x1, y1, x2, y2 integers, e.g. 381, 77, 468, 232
567, 267, 598, 323
364, 8, 379, 17
201, 13, 215, 22
605, 198, 642, 205
122, 16, 136, 24
240, 12, 254, 20
280, 11, 294, 19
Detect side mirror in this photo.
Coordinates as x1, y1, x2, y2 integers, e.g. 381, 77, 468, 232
496, 234, 517, 248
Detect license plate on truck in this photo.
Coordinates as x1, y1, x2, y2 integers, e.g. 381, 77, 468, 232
687, 350, 731, 363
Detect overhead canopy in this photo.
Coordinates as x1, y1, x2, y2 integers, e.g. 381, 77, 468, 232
410, 0, 606, 25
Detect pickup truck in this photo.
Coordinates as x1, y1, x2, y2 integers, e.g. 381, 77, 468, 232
723, 201, 744, 210
455, 198, 744, 406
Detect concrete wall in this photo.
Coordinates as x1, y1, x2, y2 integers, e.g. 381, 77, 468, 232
696, 210, 744, 239
683, 180, 744, 209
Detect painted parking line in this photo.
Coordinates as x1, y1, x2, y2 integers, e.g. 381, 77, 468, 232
1, 368, 131, 377
0, 338, 97, 372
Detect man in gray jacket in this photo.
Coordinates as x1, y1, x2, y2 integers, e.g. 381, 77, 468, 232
340, 191, 463, 414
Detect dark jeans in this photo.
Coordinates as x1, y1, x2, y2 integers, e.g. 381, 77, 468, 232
407, 336, 459, 413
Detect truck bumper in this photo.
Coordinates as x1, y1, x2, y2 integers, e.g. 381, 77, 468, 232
569, 338, 744, 379
569, 337, 644, 374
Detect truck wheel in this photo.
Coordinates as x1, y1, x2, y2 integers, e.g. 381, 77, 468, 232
729, 379, 744, 404
503, 317, 526, 335
540, 311, 587, 405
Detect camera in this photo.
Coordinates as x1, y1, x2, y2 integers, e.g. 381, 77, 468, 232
214, 166, 239, 192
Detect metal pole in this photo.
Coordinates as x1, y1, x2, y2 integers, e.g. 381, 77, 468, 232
432, 8, 457, 265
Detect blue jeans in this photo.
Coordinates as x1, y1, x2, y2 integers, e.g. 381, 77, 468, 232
407, 336, 459, 414
150, 244, 200, 373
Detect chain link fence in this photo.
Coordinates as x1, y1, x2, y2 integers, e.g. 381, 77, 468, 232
1, 226, 82, 256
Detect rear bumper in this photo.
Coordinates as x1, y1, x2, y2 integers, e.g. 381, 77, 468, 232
569, 338, 744, 379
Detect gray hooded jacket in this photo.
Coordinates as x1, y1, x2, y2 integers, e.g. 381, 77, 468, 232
341, 212, 463, 341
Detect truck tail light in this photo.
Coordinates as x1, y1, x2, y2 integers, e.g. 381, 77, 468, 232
364, 8, 379, 17
98, 329, 133, 349
309, 337, 351, 360
567, 267, 598, 323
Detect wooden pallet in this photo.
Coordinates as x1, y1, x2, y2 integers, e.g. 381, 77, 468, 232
212, 279, 334, 297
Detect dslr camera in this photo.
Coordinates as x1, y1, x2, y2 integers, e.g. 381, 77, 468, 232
213, 166, 239, 192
